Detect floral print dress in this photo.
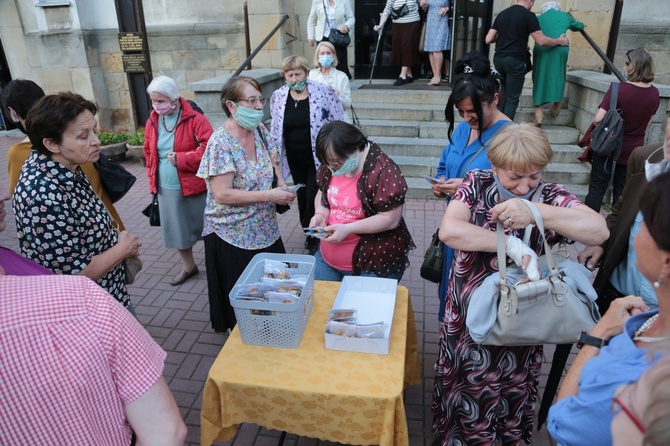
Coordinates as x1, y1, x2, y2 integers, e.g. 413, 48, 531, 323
431, 169, 580, 445
12, 152, 129, 306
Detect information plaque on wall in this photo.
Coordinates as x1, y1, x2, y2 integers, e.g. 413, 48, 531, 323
122, 54, 148, 73
118, 32, 144, 52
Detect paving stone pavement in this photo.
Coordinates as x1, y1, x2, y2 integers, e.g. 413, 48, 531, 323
1, 133, 574, 446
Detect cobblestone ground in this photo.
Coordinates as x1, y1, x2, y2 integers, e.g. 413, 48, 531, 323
1, 133, 572, 445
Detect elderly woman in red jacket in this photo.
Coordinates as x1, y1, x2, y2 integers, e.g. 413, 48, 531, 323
144, 75, 214, 286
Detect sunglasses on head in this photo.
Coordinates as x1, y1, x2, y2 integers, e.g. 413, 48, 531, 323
626, 48, 645, 65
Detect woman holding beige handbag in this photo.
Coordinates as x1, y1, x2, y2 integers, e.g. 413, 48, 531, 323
431, 123, 608, 445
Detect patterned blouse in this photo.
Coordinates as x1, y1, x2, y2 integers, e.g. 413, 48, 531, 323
270, 79, 344, 181
197, 125, 281, 250
12, 152, 129, 306
316, 143, 415, 276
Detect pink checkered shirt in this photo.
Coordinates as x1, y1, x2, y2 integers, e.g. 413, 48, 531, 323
0, 275, 167, 445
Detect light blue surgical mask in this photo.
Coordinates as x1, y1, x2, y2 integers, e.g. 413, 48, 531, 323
494, 174, 540, 201
232, 102, 264, 130
622, 67, 628, 81
644, 147, 670, 181
287, 79, 307, 92
330, 152, 360, 176
319, 55, 334, 68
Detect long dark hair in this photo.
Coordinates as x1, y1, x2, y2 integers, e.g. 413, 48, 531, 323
444, 51, 501, 144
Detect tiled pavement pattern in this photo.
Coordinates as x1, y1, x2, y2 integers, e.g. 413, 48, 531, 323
1, 132, 580, 446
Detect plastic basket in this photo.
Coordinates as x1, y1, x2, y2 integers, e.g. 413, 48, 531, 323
229, 253, 315, 349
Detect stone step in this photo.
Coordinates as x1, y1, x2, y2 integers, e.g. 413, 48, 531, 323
355, 102, 576, 126
363, 121, 580, 144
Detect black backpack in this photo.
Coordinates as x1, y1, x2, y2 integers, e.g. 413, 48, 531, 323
590, 82, 624, 161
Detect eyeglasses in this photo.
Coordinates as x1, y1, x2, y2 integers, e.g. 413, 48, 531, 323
237, 96, 267, 106
611, 382, 646, 433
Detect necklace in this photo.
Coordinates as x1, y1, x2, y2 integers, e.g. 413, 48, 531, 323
293, 90, 307, 108
633, 314, 670, 343
161, 110, 181, 133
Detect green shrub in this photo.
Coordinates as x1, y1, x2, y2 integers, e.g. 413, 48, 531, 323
127, 127, 145, 146
97, 128, 129, 145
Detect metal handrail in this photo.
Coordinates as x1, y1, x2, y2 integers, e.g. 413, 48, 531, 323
568, 13, 626, 83
232, 12, 290, 78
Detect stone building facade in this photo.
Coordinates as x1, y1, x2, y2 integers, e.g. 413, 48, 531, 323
0, 0, 667, 129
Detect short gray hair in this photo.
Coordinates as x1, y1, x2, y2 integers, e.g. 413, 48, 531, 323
540, 1, 562, 14
146, 75, 180, 100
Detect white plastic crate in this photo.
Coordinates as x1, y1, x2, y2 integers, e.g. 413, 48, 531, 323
229, 253, 315, 349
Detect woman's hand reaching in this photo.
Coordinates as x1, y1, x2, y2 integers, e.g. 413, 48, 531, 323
321, 223, 351, 243
491, 198, 535, 229
506, 235, 540, 281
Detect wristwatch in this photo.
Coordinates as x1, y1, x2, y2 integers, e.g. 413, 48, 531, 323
577, 331, 607, 349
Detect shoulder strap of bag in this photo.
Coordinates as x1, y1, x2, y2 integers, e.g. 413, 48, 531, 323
496, 198, 559, 294
610, 82, 619, 110
462, 121, 511, 174
322, 0, 332, 27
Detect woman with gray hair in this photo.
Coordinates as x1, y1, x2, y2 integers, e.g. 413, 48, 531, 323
144, 75, 214, 286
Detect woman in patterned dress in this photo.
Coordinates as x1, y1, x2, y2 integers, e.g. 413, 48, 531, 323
432, 123, 608, 445
421, 0, 451, 85
197, 76, 296, 333
12, 93, 141, 310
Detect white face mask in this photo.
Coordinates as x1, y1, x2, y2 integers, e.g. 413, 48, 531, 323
644, 146, 670, 181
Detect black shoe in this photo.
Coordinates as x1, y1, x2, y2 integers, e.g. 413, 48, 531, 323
393, 77, 407, 86
405, 77, 414, 84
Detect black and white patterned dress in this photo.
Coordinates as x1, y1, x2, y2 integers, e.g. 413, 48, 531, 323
13, 152, 129, 306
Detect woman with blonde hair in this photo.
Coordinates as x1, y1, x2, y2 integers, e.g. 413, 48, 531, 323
432, 123, 608, 444
270, 55, 343, 253
308, 41, 352, 115
307, 0, 355, 79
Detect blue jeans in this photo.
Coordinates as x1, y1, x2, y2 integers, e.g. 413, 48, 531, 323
494, 55, 526, 121
313, 249, 404, 282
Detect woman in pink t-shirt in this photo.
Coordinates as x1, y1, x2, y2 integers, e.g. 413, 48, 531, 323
309, 121, 415, 280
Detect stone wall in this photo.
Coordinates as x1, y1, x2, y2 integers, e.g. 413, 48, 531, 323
616, 23, 670, 86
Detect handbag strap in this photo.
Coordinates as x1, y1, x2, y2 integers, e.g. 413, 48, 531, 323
496, 199, 560, 290
322, 0, 333, 27
609, 82, 619, 111
350, 104, 361, 125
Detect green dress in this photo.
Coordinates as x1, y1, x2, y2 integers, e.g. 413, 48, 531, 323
532, 10, 584, 106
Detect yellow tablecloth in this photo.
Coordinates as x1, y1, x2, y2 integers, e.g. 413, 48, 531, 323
201, 281, 419, 446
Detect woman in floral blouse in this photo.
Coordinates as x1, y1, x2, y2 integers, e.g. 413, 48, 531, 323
197, 76, 296, 333
12, 93, 142, 309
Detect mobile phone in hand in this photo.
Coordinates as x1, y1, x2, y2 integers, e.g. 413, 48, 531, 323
422, 175, 441, 185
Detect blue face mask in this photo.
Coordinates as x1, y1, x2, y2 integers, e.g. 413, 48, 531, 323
287, 79, 307, 92
330, 152, 360, 176
622, 67, 628, 81
494, 174, 540, 201
319, 55, 334, 68
232, 102, 264, 130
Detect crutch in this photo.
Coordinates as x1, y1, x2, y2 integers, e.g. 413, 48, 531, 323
369, 15, 386, 85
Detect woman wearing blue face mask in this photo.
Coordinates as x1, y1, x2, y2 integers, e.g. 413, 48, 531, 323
309, 121, 415, 281
197, 76, 296, 333
270, 55, 344, 254
308, 42, 351, 119
432, 122, 608, 445
145, 75, 214, 286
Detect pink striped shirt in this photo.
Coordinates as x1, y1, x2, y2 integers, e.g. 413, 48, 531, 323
0, 275, 167, 445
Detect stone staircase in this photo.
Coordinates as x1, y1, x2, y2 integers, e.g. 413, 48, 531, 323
350, 80, 591, 200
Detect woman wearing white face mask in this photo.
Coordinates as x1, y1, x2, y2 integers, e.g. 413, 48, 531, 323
308, 41, 351, 119
144, 75, 214, 286
197, 76, 296, 333
309, 121, 415, 281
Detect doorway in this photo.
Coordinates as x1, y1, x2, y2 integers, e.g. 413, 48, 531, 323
353, 0, 494, 80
